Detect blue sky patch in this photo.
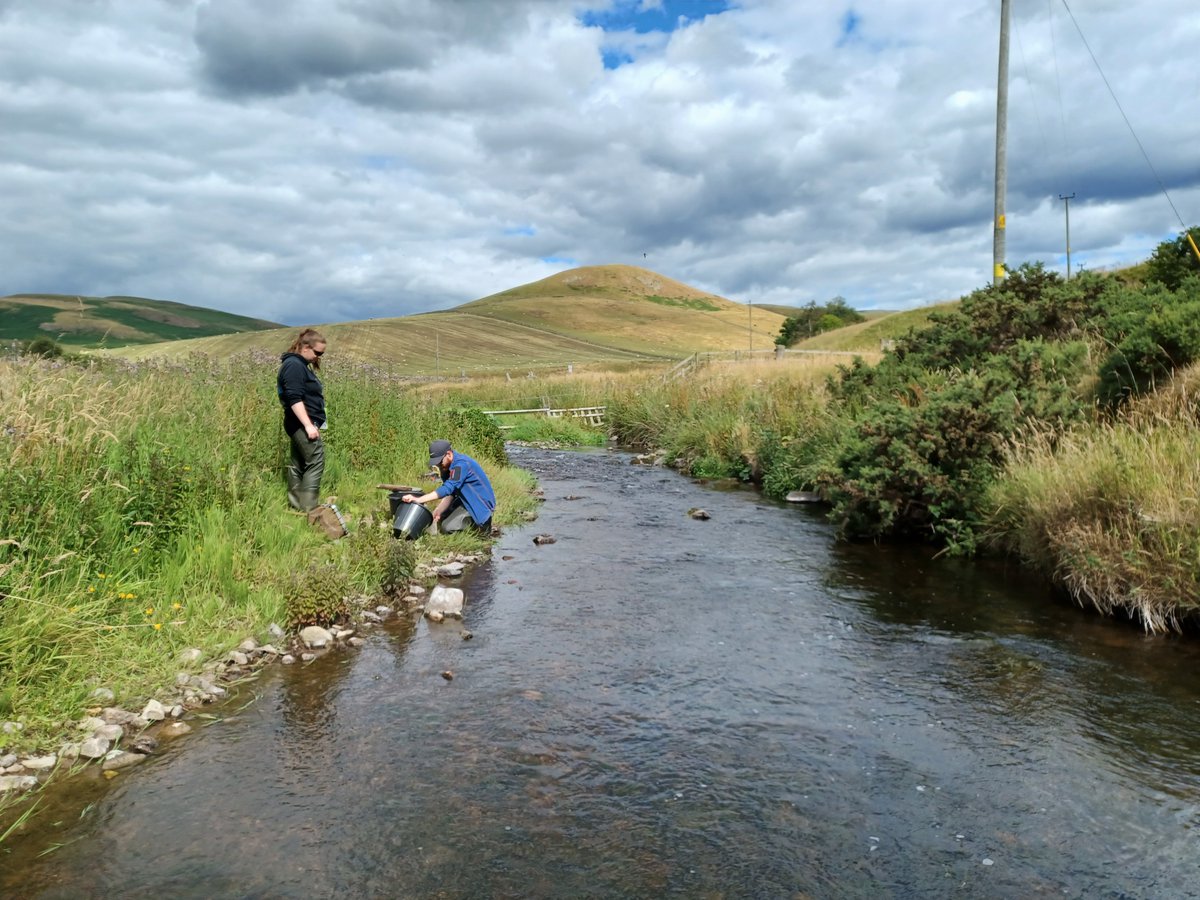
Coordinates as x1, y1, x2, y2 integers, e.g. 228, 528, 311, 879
505, 224, 537, 237
837, 9, 862, 47
581, 0, 734, 34
542, 256, 577, 266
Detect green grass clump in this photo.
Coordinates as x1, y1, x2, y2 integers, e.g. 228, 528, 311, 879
505, 416, 606, 446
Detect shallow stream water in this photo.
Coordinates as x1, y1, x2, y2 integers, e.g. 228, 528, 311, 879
3, 446, 1200, 898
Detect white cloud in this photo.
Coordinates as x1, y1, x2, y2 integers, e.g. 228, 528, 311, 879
0, 0, 1197, 325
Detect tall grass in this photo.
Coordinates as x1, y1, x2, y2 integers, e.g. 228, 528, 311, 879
0, 352, 536, 754
985, 364, 1200, 633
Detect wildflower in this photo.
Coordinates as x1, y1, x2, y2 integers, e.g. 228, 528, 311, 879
153, 623, 162, 630
98, 573, 107, 579
172, 602, 182, 610
132, 547, 140, 554
69, 606, 78, 613
87, 585, 95, 593
144, 607, 154, 616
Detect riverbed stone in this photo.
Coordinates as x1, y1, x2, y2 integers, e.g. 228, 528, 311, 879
2, 721, 24, 734
78, 716, 106, 732
427, 610, 445, 623
425, 585, 464, 620
362, 610, 382, 624
169, 705, 185, 718
90, 687, 115, 703
348, 637, 365, 648
282, 654, 296, 665
20, 755, 56, 771
300, 625, 333, 648
95, 723, 125, 743
0, 775, 38, 793
437, 561, 465, 578
259, 644, 280, 656
268, 622, 285, 638
532, 534, 556, 545
238, 638, 258, 653
229, 651, 250, 666
102, 708, 146, 728
300, 652, 317, 662
0, 753, 16, 769
79, 736, 111, 759
408, 584, 426, 597
141, 699, 167, 722
335, 628, 355, 641
160, 721, 192, 738
102, 751, 146, 771
179, 648, 203, 665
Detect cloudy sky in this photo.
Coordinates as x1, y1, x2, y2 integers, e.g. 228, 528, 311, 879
1, 0, 1197, 325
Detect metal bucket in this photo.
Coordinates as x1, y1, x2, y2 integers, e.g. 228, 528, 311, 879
393, 500, 433, 540
388, 489, 420, 520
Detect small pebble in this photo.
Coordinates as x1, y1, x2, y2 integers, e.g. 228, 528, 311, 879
441, 670, 454, 681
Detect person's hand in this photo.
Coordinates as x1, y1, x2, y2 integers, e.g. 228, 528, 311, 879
305, 424, 319, 441
402, 494, 416, 504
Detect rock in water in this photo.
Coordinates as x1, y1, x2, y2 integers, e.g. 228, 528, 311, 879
688, 508, 711, 520
532, 534, 556, 545
785, 490, 822, 504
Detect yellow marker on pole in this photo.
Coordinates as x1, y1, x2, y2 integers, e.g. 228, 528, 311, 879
1187, 231, 1200, 265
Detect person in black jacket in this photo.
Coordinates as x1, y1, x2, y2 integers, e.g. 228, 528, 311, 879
277, 328, 327, 511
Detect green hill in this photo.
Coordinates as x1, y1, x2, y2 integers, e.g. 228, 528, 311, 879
99, 265, 790, 374
0, 294, 281, 348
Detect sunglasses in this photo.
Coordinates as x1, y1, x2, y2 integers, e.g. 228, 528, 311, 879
312, 349, 324, 357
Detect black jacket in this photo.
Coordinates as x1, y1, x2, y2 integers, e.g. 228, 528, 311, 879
277, 352, 326, 434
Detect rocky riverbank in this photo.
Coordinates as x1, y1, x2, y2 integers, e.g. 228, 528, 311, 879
0, 548, 488, 801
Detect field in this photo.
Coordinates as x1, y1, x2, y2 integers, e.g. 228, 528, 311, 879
1, 294, 281, 347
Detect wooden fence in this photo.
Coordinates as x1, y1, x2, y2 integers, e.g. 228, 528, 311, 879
482, 406, 607, 429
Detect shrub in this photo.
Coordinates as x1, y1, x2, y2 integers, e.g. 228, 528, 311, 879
283, 561, 351, 629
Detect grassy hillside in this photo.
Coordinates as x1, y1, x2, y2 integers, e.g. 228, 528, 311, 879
458, 265, 787, 356
0, 294, 281, 348
101, 265, 789, 373
794, 301, 959, 353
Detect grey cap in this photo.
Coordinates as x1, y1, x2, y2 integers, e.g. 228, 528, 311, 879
428, 439, 452, 465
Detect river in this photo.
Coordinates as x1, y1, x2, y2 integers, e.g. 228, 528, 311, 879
3, 446, 1199, 898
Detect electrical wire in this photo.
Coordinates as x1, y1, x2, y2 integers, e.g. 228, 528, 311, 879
1059, 0, 1188, 230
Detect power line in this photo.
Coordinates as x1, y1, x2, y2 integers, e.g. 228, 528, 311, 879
1059, 0, 1188, 231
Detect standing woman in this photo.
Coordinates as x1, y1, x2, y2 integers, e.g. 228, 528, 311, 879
277, 328, 328, 511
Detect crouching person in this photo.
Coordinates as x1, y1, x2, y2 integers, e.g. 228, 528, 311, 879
402, 439, 496, 534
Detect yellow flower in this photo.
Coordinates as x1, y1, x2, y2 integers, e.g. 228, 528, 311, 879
132, 547, 140, 554
172, 602, 182, 610
98, 573, 107, 579
87, 586, 95, 593
183, 466, 190, 471
144, 607, 154, 616
69, 606, 78, 613
153, 623, 162, 630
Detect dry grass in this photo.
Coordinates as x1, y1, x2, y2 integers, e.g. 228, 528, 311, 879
987, 364, 1200, 632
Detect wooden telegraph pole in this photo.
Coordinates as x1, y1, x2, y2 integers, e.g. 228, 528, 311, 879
993, 0, 1011, 283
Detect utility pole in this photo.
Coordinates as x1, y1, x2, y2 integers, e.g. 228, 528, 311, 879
993, 0, 1011, 283
1058, 192, 1076, 279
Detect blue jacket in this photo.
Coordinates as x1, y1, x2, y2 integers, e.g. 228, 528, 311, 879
436, 453, 496, 525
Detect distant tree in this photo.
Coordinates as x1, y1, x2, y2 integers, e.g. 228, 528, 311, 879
775, 297, 867, 346
24, 336, 64, 358
1145, 226, 1200, 290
